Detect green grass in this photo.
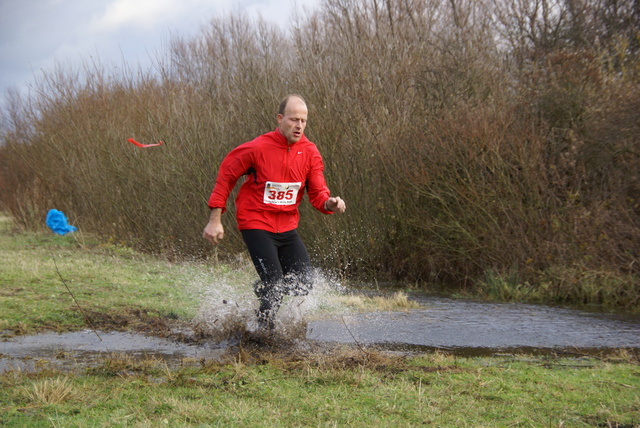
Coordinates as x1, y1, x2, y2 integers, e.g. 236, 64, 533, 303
1, 214, 639, 427
1, 351, 638, 427
476, 267, 640, 312
0, 215, 230, 336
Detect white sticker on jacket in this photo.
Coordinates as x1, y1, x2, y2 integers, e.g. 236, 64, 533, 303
263, 181, 302, 205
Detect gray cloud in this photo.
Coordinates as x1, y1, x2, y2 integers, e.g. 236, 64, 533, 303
0, 0, 320, 97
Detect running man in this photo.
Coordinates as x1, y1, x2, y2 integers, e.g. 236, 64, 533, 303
202, 94, 346, 330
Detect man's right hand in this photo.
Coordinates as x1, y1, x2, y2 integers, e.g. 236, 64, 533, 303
203, 208, 224, 245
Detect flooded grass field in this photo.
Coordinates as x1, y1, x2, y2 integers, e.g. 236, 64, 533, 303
1, 221, 639, 426
3, 293, 639, 373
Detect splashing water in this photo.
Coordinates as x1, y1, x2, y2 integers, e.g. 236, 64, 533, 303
191, 267, 347, 341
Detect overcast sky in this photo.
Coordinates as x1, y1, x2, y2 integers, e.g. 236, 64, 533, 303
0, 0, 322, 97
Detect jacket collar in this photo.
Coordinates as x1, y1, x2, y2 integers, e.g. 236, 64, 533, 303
273, 127, 307, 146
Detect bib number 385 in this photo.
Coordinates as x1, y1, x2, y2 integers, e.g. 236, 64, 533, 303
263, 181, 301, 205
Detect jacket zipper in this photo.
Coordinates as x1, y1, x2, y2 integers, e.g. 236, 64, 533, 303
275, 144, 293, 233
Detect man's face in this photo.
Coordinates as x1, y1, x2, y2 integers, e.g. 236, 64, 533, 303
277, 97, 308, 144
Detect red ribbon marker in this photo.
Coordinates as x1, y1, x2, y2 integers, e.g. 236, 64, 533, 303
128, 138, 163, 148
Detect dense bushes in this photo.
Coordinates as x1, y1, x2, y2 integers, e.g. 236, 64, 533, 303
1, 0, 638, 309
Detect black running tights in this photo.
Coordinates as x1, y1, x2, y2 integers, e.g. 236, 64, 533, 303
241, 229, 313, 319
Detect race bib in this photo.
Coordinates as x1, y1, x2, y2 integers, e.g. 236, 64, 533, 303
263, 181, 302, 205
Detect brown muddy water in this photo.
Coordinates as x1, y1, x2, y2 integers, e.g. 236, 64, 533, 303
1, 295, 639, 372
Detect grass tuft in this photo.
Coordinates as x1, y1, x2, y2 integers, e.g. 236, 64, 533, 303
337, 291, 421, 311
21, 377, 74, 406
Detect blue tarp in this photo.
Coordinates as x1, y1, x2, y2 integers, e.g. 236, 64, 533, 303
46, 209, 77, 235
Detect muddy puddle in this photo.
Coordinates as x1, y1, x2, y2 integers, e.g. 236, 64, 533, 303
0, 330, 230, 373
308, 296, 640, 356
1, 295, 639, 372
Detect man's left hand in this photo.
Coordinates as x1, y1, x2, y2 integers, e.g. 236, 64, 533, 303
325, 197, 346, 214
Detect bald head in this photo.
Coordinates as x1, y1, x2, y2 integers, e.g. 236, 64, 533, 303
278, 94, 307, 116
277, 94, 308, 144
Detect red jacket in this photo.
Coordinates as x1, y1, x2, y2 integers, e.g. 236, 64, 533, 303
208, 128, 333, 233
